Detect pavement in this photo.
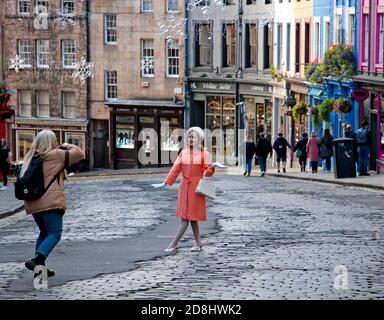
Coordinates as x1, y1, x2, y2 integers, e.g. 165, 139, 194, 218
1, 165, 383, 219
0, 174, 383, 299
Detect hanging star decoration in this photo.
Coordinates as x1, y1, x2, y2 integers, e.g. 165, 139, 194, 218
54, 5, 74, 26
156, 14, 188, 39
141, 57, 155, 75
9, 55, 25, 73
72, 57, 94, 84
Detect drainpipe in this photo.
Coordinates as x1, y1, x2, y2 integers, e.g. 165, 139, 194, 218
184, 0, 190, 129
235, 0, 243, 165
85, 0, 91, 169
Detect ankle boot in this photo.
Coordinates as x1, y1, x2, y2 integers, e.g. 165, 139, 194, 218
25, 253, 46, 271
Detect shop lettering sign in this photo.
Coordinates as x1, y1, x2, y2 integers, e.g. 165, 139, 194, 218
190, 82, 234, 91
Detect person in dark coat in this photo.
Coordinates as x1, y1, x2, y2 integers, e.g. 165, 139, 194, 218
245, 136, 256, 177
255, 133, 272, 176
344, 124, 358, 164
273, 132, 292, 173
320, 128, 334, 172
0, 139, 10, 191
355, 120, 372, 176
293, 132, 308, 172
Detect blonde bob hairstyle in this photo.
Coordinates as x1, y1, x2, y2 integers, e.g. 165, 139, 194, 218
19, 130, 59, 177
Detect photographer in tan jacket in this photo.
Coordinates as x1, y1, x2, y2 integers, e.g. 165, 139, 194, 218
20, 130, 84, 276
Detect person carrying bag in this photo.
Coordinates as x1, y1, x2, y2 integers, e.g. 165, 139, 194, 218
152, 127, 222, 253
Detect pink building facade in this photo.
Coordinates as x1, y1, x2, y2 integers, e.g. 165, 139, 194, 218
354, 0, 384, 172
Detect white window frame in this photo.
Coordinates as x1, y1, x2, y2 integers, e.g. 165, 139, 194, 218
141, 0, 153, 12
141, 39, 155, 77
36, 90, 50, 118
65, 132, 85, 151
378, 13, 384, 65
104, 14, 117, 45
324, 17, 331, 54
105, 71, 118, 100
61, 0, 75, 16
16, 131, 35, 162
167, 0, 178, 12
62, 91, 77, 119
18, 40, 32, 68
166, 39, 179, 78
313, 18, 320, 60
17, 0, 31, 16
18, 89, 32, 117
62, 39, 76, 69
348, 13, 355, 46
37, 40, 49, 69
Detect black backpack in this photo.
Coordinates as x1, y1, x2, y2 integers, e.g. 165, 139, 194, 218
14, 155, 61, 201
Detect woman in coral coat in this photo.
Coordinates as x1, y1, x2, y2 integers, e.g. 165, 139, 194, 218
155, 127, 216, 253
306, 131, 321, 173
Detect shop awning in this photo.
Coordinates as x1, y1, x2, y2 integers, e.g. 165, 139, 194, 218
15, 117, 88, 127
106, 100, 184, 108
309, 88, 324, 97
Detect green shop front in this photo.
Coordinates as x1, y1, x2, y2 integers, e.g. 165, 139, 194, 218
189, 79, 236, 165
239, 82, 273, 143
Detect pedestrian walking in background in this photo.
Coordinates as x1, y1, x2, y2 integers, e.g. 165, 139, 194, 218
153, 127, 218, 253
356, 120, 372, 176
320, 128, 334, 173
255, 132, 272, 177
0, 139, 11, 191
273, 132, 292, 173
245, 135, 256, 177
306, 131, 321, 173
344, 124, 358, 165
20, 130, 84, 276
293, 132, 308, 172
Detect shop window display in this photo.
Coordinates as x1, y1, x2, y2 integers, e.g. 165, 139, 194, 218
116, 115, 134, 149
16, 131, 34, 161
65, 133, 85, 151
161, 118, 181, 151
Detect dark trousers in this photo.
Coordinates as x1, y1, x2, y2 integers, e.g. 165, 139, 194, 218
323, 157, 331, 171
310, 161, 318, 173
299, 156, 307, 171
246, 158, 253, 176
0, 164, 9, 186
358, 146, 370, 175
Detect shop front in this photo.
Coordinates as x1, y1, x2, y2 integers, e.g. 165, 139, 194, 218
189, 80, 236, 165
286, 80, 310, 167
11, 118, 88, 169
108, 100, 184, 169
239, 82, 273, 144
351, 75, 384, 172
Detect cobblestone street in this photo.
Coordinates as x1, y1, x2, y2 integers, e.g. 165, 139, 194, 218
0, 174, 383, 299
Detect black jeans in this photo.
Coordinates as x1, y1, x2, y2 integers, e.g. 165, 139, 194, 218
323, 157, 331, 171
299, 156, 307, 171
0, 163, 9, 186
310, 161, 318, 173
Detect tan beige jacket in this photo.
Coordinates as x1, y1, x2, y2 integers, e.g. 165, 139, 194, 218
24, 144, 85, 215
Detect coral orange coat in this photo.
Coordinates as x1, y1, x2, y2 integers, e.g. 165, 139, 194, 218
165, 149, 215, 221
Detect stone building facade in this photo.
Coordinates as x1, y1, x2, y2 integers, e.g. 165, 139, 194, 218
89, 0, 185, 169
1, 0, 88, 165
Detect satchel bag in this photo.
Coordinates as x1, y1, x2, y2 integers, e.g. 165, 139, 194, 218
195, 176, 216, 199
295, 149, 303, 158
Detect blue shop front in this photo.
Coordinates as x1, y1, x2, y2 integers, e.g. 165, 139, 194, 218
308, 79, 358, 138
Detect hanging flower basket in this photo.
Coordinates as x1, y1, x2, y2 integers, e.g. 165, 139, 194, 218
292, 102, 308, 121
319, 99, 335, 122
311, 106, 321, 129
336, 98, 353, 113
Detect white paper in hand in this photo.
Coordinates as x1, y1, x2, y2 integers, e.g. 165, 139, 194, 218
152, 183, 166, 189
212, 162, 227, 168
